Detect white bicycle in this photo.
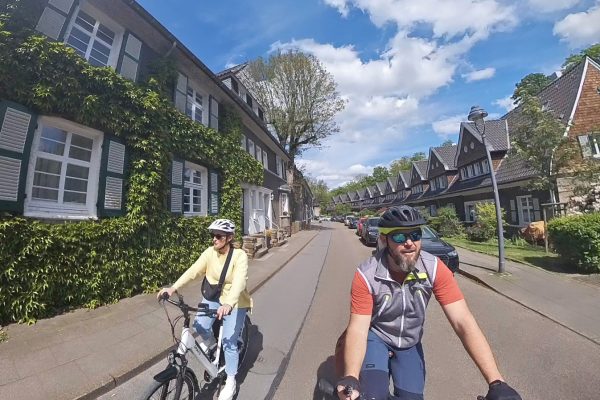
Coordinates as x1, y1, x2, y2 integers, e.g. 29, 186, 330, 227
142, 293, 250, 400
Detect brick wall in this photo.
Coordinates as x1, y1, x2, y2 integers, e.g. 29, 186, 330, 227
570, 62, 600, 138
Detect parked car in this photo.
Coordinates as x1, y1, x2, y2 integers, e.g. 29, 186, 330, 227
348, 217, 358, 229
362, 217, 381, 245
367, 225, 460, 273
356, 216, 368, 236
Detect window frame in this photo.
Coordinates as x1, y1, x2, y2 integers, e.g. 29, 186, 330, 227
64, 3, 123, 69
591, 133, 600, 158
24, 116, 103, 220
516, 195, 534, 226
183, 161, 208, 216
186, 86, 204, 125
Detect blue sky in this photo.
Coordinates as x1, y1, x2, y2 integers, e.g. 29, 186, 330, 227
137, 0, 600, 189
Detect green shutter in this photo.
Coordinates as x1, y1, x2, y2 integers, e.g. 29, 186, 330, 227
208, 95, 219, 131
35, 0, 78, 41
98, 134, 127, 217
117, 31, 142, 82
174, 73, 188, 113
209, 169, 219, 215
170, 158, 184, 214
509, 199, 518, 224
0, 101, 37, 213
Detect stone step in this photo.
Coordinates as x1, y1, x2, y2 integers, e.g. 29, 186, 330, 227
253, 247, 269, 259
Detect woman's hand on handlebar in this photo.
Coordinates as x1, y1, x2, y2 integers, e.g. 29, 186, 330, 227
216, 304, 232, 320
157, 287, 177, 300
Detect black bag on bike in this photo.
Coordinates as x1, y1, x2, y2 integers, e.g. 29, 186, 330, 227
201, 246, 234, 301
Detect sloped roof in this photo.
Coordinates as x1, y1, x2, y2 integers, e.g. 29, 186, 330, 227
413, 160, 429, 181
216, 63, 248, 78
432, 145, 458, 169
388, 176, 398, 192
376, 181, 387, 193
397, 171, 411, 189
463, 120, 509, 151
504, 59, 587, 130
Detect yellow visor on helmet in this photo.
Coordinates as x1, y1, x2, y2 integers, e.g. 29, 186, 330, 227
378, 226, 424, 234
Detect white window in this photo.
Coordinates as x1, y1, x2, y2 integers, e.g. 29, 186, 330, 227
517, 195, 534, 226
255, 145, 261, 161
482, 159, 490, 173
240, 134, 246, 150
248, 139, 255, 158
281, 192, 289, 214
25, 117, 103, 219
430, 204, 437, 217
468, 164, 475, 177
464, 200, 493, 222
183, 161, 207, 216
262, 149, 268, 168
474, 162, 482, 175
65, 6, 122, 68
186, 87, 203, 124
276, 155, 283, 177
591, 134, 600, 158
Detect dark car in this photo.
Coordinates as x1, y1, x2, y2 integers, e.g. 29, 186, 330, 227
362, 217, 381, 245
420, 226, 459, 273
348, 217, 358, 229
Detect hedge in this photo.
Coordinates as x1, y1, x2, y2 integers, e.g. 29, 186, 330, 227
547, 212, 600, 273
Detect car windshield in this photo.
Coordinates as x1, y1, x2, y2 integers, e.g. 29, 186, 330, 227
367, 218, 380, 226
421, 226, 438, 240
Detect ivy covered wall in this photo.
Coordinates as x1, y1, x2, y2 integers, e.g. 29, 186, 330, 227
0, 11, 263, 324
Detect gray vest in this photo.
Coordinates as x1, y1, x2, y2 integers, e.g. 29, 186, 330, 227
357, 250, 439, 349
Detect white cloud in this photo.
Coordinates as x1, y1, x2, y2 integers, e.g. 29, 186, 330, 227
323, 0, 351, 17
553, 4, 600, 47
527, 0, 581, 13
462, 67, 496, 82
494, 95, 516, 112
432, 115, 465, 137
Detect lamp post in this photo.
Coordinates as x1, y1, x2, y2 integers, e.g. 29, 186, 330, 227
468, 105, 506, 273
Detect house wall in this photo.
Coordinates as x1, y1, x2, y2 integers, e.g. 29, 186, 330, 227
570, 63, 600, 140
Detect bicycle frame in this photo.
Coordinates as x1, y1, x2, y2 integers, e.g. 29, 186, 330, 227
177, 324, 225, 380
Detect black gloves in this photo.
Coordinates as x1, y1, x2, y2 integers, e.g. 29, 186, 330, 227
485, 380, 522, 400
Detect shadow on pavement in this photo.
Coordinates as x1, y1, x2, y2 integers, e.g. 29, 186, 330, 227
313, 355, 337, 400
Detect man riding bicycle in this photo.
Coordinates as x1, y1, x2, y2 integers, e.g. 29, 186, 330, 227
335, 206, 521, 400
157, 219, 251, 400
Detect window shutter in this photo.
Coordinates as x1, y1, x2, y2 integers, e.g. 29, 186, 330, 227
35, 0, 77, 40
509, 199, 517, 224
208, 169, 219, 215
532, 197, 541, 221
208, 95, 219, 131
577, 135, 592, 158
98, 135, 127, 217
174, 73, 188, 113
118, 31, 142, 82
169, 158, 184, 214
0, 102, 36, 213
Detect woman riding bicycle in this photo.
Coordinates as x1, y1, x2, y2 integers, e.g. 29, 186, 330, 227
157, 219, 251, 400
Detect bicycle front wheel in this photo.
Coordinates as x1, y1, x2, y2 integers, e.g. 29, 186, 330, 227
142, 369, 198, 400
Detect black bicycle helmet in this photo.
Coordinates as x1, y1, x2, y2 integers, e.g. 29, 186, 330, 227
378, 205, 426, 233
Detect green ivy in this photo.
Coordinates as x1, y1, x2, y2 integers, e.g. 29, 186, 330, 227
0, 16, 263, 324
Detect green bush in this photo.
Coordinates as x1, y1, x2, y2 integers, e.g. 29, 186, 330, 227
466, 203, 505, 242
548, 212, 600, 273
429, 207, 464, 237
0, 216, 216, 324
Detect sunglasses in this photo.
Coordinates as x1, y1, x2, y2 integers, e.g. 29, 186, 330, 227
211, 233, 225, 240
389, 229, 422, 244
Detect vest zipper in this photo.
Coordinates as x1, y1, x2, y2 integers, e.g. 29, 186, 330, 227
399, 285, 406, 348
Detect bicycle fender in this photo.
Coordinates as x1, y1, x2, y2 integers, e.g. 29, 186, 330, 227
153, 365, 177, 383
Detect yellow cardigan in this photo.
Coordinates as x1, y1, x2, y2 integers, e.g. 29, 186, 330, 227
172, 246, 252, 309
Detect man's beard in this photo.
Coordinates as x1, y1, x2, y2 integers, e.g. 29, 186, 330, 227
388, 248, 420, 273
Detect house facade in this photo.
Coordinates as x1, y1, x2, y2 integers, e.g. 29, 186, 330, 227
1, 0, 308, 237
328, 57, 600, 231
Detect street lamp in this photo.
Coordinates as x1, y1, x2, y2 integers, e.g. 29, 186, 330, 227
468, 105, 506, 273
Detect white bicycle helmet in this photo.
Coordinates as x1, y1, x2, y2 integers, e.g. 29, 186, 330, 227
208, 219, 235, 234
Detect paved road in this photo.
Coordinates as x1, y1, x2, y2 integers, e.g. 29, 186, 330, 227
101, 222, 600, 399
273, 222, 600, 400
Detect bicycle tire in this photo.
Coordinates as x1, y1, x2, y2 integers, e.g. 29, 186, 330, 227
142, 368, 198, 400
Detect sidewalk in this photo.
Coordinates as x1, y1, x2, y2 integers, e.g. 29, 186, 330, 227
0, 229, 319, 400
457, 247, 600, 345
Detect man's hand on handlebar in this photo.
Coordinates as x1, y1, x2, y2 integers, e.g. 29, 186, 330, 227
157, 287, 177, 300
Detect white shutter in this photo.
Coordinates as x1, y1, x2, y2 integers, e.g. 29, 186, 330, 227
578, 135, 592, 158
0, 156, 21, 201
49, 0, 76, 13
107, 141, 125, 174
0, 107, 31, 153
509, 199, 517, 224
532, 197, 541, 221
104, 176, 123, 210
170, 188, 182, 213
175, 73, 188, 113
35, 7, 67, 40
210, 171, 219, 214
119, 33, 142, 81
171, 160, 183, 185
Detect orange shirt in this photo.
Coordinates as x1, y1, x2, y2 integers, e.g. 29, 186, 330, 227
351, 258, 463, 315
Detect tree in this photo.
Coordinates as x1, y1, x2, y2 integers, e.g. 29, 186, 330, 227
441, 139, 454, 147
389, 152, 426, 176
372, 166, 390, 182
510, 95, 578, 202
562, 43, 600, 72
306, 177, 330, 207
243, 50, 346, 162
511, 73, 552, 105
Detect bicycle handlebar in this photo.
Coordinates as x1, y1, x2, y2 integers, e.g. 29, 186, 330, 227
159, 292, 218, 317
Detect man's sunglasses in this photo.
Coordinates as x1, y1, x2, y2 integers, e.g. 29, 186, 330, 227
389, 229, 422, 244
211, 233, 225, 240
